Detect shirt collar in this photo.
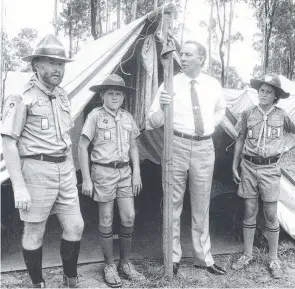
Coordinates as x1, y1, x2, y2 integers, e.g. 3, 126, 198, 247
103, 104, 122, 118
30, 74, 58, 98
182, 72, 204, 85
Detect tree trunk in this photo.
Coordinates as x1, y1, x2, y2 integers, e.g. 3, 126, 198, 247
131, 0, 137, 22
226, 0, 235, 87
208, 0, 214, 76
68, 3, 73, 58
91, 0, 99, 39
154, 0, 158, 10
117, 0, 121, 29
54, 0, 58, 36
106, 0, 109, 34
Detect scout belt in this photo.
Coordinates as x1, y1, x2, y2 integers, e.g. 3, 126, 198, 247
174, 130, 211, 141
244, 154, 279, 165
93, 161, 129, 169
22, 154, 67, 163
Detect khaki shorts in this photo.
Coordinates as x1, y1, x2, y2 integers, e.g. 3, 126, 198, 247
238, 158, 281, 202
91, 163, 133, 202
20, 158, 81, 222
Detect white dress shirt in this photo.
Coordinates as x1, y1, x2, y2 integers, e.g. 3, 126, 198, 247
148, 72, 226, 136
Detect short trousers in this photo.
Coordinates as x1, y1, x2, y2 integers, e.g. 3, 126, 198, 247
91, 163, 133, 202
19, 158, 81, 222
238, 158, 281, 202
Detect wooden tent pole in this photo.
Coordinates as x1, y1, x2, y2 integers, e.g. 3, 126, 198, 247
160, 6, 176, 281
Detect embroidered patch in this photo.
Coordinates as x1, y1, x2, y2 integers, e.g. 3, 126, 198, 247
103, 119, 108, 124
38, 97, 45, 106
9, 103, 15, 108
41, 118, 49, 130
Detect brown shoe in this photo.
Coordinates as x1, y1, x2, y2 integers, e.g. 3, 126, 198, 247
104, 264, 122, 288
269, 260, 283, 279
118, 262, 146, 282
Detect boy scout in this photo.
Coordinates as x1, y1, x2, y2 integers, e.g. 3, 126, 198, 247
0, 35, 84, 288
232, 73, 295, 278
78, 74, 146, 287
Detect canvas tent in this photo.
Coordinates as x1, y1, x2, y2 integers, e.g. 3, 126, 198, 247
1, 5, 295, 240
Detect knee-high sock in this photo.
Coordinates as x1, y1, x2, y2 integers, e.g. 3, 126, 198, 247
98, 225, 114, 265
23, 247, 44, 285
266, 226, 280, 261
243, 222, 256, 257
119, 225, 134, 264
60, 239, 80, 278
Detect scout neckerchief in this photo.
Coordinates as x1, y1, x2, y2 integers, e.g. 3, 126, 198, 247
32, 76, 62, 141
256, 104, 275, 157
103, 105, 123, 160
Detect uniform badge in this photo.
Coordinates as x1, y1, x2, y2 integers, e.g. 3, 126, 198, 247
103, 119, 108, 124
38, 97, 45, 106
41, 118, 49, 130
9, 103, 15, 108
104, 130, 111, 140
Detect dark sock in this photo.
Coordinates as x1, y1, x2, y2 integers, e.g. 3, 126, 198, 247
98, 225, 114, 265
60, 239, 80, 278
119, 225, 134, 263
22, 247, 44, 285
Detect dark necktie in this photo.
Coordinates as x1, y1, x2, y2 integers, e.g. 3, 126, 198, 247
190, 79, 204, 136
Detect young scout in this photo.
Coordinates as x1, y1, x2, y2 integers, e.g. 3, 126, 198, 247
78, 74, 146, 287
232, 73, 295, 278
0, 34, 84, 288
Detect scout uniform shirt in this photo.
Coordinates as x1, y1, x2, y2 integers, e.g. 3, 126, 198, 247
240, 105, 295, 158
0, 75, 74, 156
81, 106, 140, 163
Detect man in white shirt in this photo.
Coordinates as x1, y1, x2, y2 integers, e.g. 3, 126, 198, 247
148, 40, 226, 275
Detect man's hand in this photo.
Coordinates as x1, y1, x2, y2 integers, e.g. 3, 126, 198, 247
233, 168, 241, 184
14, 187, 31, 211
159, 90, 172, 109
132, 171, 142, 196
82, 180, 94, 198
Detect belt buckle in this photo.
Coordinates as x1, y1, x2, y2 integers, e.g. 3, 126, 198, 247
113, 161, 119, 168
40, 154, 44, 161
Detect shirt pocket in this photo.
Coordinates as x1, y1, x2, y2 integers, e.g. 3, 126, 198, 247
267, 120, 283, 139
247, 119, 261, 139
96, 119, 116, 142
59, 104, 74, 134
27, 103, 53, 129
122, 121, 132, 141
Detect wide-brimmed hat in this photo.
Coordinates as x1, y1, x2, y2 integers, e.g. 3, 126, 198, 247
250, 73, 289, 99
22, 34, 73, 63
89, 74, 136, 96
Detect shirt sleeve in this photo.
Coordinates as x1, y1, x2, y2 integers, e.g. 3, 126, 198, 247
147, 82, 164, 128
284, 112, 295, 133
0, 95, 27, 140
81, 112, 96, 142
239, 111, 248, 136
131, 117, 140, 139
214, 80, 226, 127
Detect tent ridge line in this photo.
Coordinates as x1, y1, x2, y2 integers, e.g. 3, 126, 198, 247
66, 22, 146, 100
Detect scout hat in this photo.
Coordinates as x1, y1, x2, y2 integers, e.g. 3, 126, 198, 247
250, 73, 289, 99
89, 74, 136, 96
22, 34, 73, 63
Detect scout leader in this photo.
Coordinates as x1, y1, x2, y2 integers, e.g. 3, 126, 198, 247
0, 34, 84, 288
78, 74, 146, 288
232, 73, 295, 279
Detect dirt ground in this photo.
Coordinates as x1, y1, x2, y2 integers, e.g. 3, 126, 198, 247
1, 236, 295, 288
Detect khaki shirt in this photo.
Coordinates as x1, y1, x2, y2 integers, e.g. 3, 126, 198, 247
81, 106, 140, 163
0, 75, 74, 156
240, 105, 295, 157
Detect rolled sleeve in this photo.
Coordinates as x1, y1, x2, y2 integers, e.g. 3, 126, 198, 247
81, 112, 96, 141
131, 118, 140, 139
0, 95, 27, 140
284, 112, 295, 134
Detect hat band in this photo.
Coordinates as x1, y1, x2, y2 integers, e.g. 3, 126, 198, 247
35, 47, 67, 58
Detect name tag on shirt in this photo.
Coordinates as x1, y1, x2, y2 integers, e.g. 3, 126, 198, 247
41, 118, 49, 130
104, 130, 111, 140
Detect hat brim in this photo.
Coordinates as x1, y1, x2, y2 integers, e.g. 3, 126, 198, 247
22, 54, 74, 63
89, 84, 137, 96
250, 79, 289, 99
